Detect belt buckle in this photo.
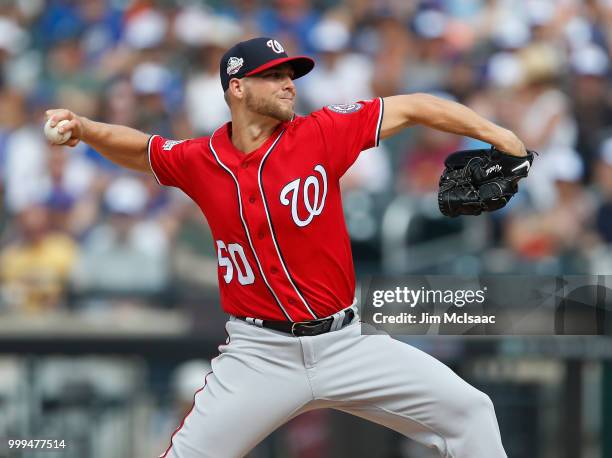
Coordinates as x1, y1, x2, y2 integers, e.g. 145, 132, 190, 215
291, 319, 329, 336
291, 320, 315, 336
291, 321, 314, 336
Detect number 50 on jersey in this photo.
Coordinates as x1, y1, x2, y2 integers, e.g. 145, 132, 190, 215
216, 240, 255, 285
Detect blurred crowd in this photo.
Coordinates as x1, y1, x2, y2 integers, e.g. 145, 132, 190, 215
0, 0, 611, 314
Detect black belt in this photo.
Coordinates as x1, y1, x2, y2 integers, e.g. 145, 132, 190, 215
236, 308, 355, 337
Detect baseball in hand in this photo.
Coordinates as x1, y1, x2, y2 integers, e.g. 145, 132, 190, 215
44, 118, 72, 145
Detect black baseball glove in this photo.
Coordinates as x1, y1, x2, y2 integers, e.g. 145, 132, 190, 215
438, 146, 536, 217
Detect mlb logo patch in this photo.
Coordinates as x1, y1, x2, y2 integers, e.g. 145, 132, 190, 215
162, 140, 184, 151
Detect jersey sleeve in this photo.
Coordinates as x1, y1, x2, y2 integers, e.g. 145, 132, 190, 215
148, 134, 195, 189
312, 97, 384, 178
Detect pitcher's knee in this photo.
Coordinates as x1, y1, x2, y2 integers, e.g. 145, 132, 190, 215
471, 390, 496, 418
444, 384, 495, 422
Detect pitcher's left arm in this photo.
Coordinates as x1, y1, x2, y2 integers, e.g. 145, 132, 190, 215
380, 93, 527, 157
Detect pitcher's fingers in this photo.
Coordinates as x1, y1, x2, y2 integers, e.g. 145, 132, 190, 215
45, 109, 73, 127
65, 137, 80, 147
58, 119, 78, 133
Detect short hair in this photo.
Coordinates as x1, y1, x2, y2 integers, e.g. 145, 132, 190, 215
223, 89, 230, 107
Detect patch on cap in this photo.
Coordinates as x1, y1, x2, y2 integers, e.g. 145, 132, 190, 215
327, 103, 363, 114
227, 56, 244, 75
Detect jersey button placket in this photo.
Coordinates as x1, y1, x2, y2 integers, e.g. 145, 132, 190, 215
239, 156, 298, 314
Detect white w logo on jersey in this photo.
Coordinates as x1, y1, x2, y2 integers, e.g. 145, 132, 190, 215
280, 165, 327, 227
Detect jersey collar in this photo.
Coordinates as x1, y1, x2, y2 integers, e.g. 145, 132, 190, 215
211, 120, 290, 169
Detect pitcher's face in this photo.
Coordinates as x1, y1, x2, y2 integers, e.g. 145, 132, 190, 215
242, 64, 296, 122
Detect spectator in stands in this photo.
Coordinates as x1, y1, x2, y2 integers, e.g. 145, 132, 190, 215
569, 44, 612, 182
302, 17, 373, 111
257, 0, 320, 54
593, 137, 612, 244
71, 176, 170, 295
514, 43, 579, 211
0, 204, 79, 312
176, 7, 239, 136
367, 16, 411, 98
131, 62, 175, 138
2, 89, 48, 213
42, 145, 99, 238
403, 8, 453, 93
504, 148, 595, 262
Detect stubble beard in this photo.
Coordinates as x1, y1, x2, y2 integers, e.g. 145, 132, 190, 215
245, 89, 294, 122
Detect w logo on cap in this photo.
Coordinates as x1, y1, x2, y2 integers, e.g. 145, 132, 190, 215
266, 39, 285, 54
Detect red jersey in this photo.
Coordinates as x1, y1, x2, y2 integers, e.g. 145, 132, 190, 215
148, 98, 384, 321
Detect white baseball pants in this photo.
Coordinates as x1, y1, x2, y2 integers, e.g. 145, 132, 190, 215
161, 315, 507, 458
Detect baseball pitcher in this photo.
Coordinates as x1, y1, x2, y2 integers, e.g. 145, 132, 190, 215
45, 37, 531, 458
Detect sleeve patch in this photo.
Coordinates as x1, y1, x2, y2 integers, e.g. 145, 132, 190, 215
327, 103, 363, 114
162, 139, 185, 151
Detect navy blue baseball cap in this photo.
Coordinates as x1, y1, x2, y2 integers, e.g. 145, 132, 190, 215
220, 37, 315, 92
